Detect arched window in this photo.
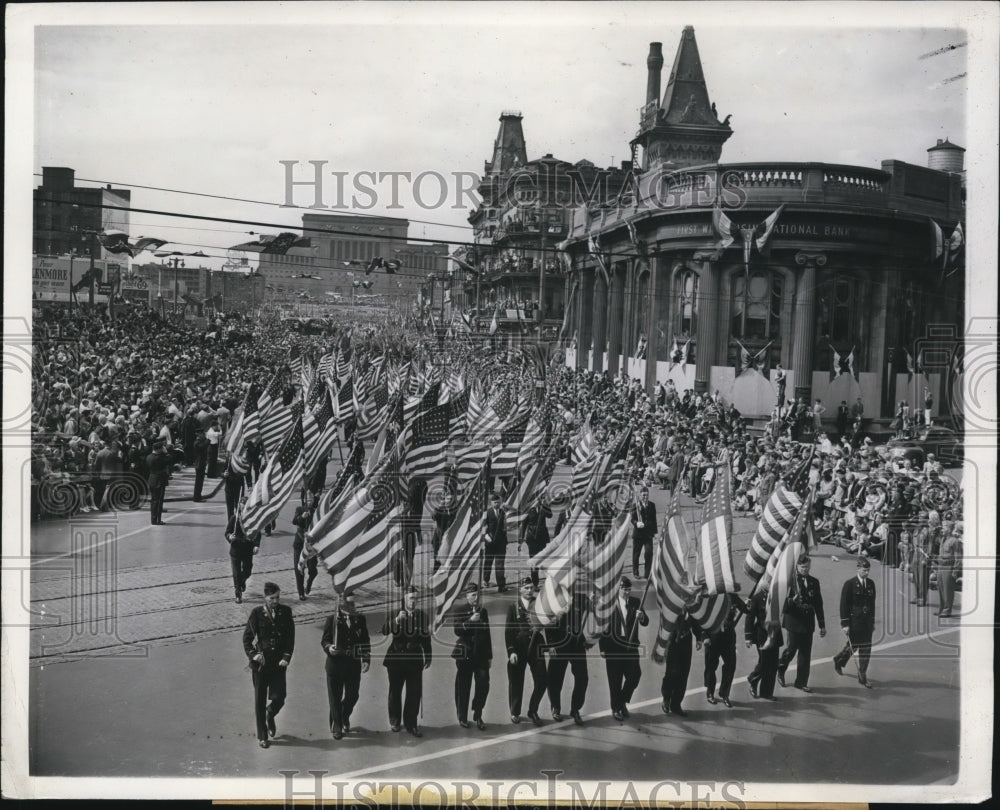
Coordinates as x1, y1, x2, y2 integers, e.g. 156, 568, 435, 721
674, 270, 698, 338
731, 270, 782, 339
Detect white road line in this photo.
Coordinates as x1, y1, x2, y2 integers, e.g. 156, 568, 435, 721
328, 626, 962, 780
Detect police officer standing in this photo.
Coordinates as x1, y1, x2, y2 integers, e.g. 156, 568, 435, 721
321, 596, 370, 739
452, 582, 492, 730
833, 557, 877, 688
242, 582, 295, 748
546, 589, 590, 725
382, 585, 432, 736
777, 554, 826, 692
505, 577, 548, 725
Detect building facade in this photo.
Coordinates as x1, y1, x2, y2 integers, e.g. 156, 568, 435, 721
560, 27, 965, 421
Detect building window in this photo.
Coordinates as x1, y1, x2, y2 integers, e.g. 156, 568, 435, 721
731, 270, 782, 340
674, 270, 698, 338
816, 272, 866, 372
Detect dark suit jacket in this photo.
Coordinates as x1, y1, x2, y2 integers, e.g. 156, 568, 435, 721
505, 600, 545, 661
599, 596, 648, 657
546, 592, 591, 657
745, 589, 783, 650
453, 603, 493, 667
146, 450, 170, 488
782, 573, 826, 634
485, 507, 508, 551
381, 607, 432, 667
243, 603, 295, 669
840, 576, 876, 640
226, 514, 261, 558
321, 610, 370, 669
521, 503, 552, 555
630, 501, 657, 541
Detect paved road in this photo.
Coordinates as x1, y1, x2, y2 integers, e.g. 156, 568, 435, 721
26, 463, 965, 787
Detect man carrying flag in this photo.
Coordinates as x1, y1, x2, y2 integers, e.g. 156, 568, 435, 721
776, 553, 826, 693
452, 583, 492, 731
599, 576, 648, 721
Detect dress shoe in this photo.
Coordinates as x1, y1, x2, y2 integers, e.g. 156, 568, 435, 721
299, 594, 307, 601
721, 696, 733, 708
459, 719, 470, 729
552, 710, 563, 722
333, 729, 343, 740
572, 711, 584, 726
266, 712, 276, 738
528, 711, 543, 726
762, 695, 778, 701
343, 719, 351, 733
235, 595, 242, 604
659, 703, 669, 715
797, 685, 812, 693
391, 723, 401, 732
407, 727, 423, 738
259, 739, 269, 749
748, 681, 759, 699
614, 710, 625, 721
834, 661, 844, 676
510, 714, 521, 724
859, 677, 873, 689
672, 707, 688, 717
776, 672, 786, 688
706, 693, 717, 704
476, 717, 486, 731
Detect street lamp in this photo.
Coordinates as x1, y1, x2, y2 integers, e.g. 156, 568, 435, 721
165, 257, 184, 319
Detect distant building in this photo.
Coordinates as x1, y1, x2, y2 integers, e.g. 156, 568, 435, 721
255, 214, 448, 309
33, 167, 131, 261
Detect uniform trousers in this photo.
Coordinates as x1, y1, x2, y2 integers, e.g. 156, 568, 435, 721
748, 646, 780, 698
604, 654, 642, 712
454, 662, 490, 722
251, 665, 286, 742
777, 630, 814, 687
547, 654, 588, 714
387, 661, 423, 730
507, 657, 547, 716
704, 629, 737, 699
326, 659, 362, 733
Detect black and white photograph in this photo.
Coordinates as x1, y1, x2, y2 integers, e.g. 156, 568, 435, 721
3, 2, 997, 804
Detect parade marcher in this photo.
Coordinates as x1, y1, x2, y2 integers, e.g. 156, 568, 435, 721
630, 487, 657, 580
192, 427, 209, 502
430, 487, 459, 573
292, 495, 318, 600
703, 593, 748, 708
599, 576, 649, 721
505, 577, 548, 725
546, 589, 590, 725
205, 417, 222, 478
223, 444, 250, 522
226, 504, 261, 603
382, 585, 432, 737
776, 554, 826, 692
452, 582, 492, 730
484, 493, 509, 592
660, 607, 702, 717
745, 587, 782, 700
242, 582, 295, 748
519, 493, 552, 587
321, 596, 370, 739
146, 438, 170, 525
833, 557, 877, 687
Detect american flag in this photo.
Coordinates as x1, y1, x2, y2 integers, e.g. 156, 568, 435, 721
505, 438, 560, 541
432, 456, 492, 630
529, 500, 591, 575
225, 382, 261, 454
260, 398, 296, 457
301, 356, 316, 400
531, 517, 586, 627
453, 442, 492, 490
316, 350, 335, 382
256, 371, 285, 418
302, 388, 337, 478
238, 409, 304, 536
316, 441, 364, 521
689, 592, 731, 637
289, 345, 303, 377
492, 407, 531, 478
440, 368, 466, 403
354, 379, 390, 442
765, 540, 806, 627
570, 420, 595, 465
306, 447, 405, 597
753, 488, 813, 600
650, 492, 700, 663
335, 346, 352, 386
584, 511, 632, 635
403, 381, 440, 425
334, 378, 355, 424
744, 449, 814, 584
695, 459, 737, 594
517, 412, 547, 472
400, 400, 453, 481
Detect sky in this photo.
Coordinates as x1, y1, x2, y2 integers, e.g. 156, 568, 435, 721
17, 3, 991, 271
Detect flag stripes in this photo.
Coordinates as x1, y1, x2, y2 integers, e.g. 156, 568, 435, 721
239, 410, 303, 536
743, 484, 804, 583
585, 512, 632, 634
651, 493, 698, 663
696, 461, 737, 594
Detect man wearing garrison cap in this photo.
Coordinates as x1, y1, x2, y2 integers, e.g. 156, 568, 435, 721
833, 558, 877, 688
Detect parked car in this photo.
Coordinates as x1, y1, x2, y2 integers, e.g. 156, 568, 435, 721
886, 425, 963, 467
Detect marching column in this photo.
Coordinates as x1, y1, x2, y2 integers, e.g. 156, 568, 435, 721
692, 252, 718, 395
792, 252, 826, 404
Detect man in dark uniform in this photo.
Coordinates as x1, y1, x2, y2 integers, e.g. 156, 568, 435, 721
242, 582, 295, 748
833, 557, 877, 687
505, 577, 547, 725
321, 596, 370, 739
223, 443, 251, 523
226, 503, 261, 603
484, 493, 509, 592
452, 582, 492, 730
836, 400, 850, 439
745, 586, 782, 700
660, 607, 702, 717
599, 576, 649, 720
590, 491, 617, 545
546, 589, 590, 725
146, 438, 170, 525
430, 488, 459, 573
192, 427, 209, 502
777, 554, 827, 692
630, 488, 657, 579
519, 493, 552, 587
703, 593, 747, 708
381, 585, 432, 736
292, 496, 318, 600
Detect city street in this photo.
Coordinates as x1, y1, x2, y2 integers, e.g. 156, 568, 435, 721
28, 464, 963, 785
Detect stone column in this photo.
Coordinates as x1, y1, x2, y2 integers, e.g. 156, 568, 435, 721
578, 267, 595, 370
791, 251, 826, 403
591, 268, 608, 373
644, 255, 661, 397
607, 265, 624, 377
692, 252, 718, 394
